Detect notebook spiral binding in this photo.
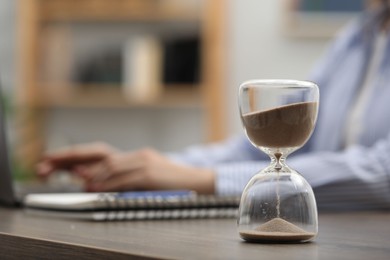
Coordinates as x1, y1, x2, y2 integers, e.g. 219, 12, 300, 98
94, 194, 240, 221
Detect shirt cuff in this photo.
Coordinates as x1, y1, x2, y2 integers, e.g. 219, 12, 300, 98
214, 162, 265, 196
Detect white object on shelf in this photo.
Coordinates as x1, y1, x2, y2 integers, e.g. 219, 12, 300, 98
122, 35, 162, 102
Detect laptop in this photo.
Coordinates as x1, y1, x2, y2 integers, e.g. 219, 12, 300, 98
0, 83, 15, 205
0, 77, 86, 206
0, 82, 239, 220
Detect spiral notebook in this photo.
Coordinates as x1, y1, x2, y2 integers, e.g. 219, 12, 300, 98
24, 190, 240, 221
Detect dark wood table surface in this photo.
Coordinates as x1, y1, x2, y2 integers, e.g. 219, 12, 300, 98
0, 208, 389, 259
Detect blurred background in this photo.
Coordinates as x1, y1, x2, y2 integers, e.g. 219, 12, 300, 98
0, 0, 363, 177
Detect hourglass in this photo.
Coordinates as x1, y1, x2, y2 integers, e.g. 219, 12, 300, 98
237, 79, 319, 242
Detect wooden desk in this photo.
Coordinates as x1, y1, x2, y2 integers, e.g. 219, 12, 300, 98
0, 208, 389, 259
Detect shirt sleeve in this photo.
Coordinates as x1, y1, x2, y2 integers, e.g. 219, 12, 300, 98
213, 133, 390, 211
289, 133, 390, 211
167, 135, 266, 167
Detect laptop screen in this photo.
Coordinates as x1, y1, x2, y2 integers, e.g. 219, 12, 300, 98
0, 81, 17, 205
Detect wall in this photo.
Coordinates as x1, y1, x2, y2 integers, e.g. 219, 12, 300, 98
0, 0, 16, 91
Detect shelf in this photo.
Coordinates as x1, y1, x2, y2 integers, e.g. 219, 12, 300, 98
40, 84, 203, 109
39, 0, 201, 22
17, 0, 225, 169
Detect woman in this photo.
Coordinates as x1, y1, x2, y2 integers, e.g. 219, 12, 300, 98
37, 1, 390, 210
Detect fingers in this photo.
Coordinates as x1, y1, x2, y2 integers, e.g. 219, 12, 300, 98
46, 142, 114, 164
80, 149, 160, 192
75, 152, 146, 188
36, 142, 114, 177
74, 161, 110, 182
36, 161, 55, 177
72, 153, 138, 180
86, 172, 143, 192
104, 152, 145, 173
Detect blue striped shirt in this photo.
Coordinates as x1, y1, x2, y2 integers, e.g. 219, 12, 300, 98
170, 10, 390, 211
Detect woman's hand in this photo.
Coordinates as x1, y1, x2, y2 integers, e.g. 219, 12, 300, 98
36, 143, 215, 194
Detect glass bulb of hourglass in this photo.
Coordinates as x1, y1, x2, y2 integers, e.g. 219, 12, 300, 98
237, 79, 319, 242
